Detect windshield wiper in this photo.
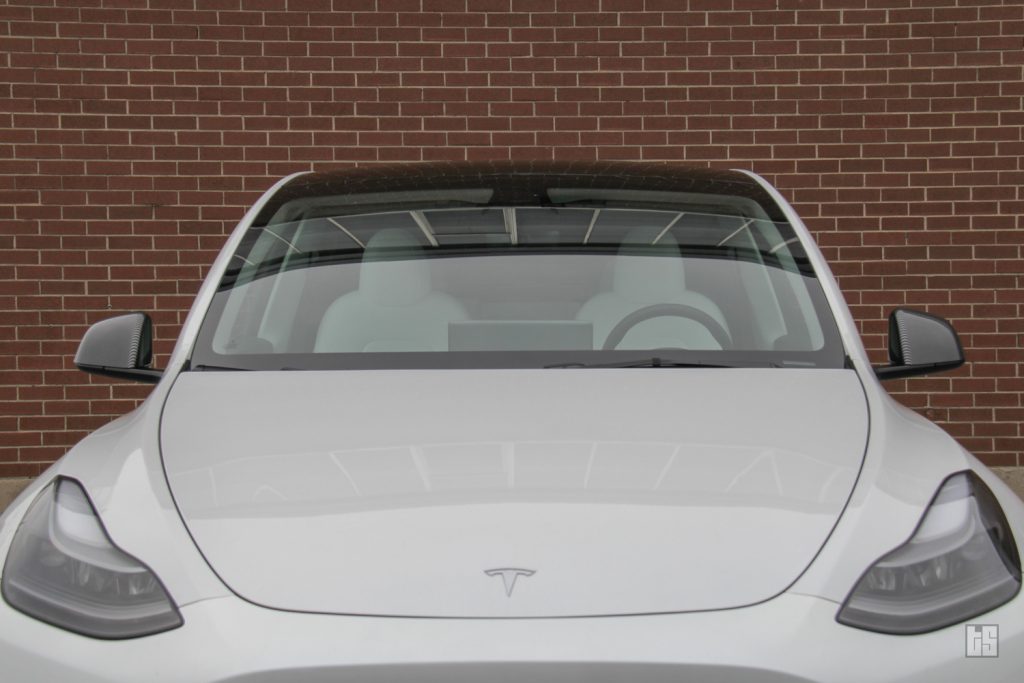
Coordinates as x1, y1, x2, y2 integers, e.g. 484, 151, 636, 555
544, 357, 735, 369
189, 363, 251, 372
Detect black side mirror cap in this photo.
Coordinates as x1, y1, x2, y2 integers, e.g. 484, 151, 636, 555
74, 312, 163, 384
874, 308, 965, 381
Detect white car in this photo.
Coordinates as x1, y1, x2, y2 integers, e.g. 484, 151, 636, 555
1, 162, 1020, 682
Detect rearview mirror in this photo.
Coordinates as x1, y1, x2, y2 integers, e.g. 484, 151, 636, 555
874, 308, 965, 381
74, 312, 163, 384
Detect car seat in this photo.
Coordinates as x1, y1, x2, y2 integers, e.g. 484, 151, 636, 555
315, 229, 468, 352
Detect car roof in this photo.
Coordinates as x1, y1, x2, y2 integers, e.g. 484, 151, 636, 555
251, 161, 784, 227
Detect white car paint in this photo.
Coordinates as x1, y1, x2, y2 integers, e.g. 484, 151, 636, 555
160, 368, 865, 617
0, 167, 1022, 682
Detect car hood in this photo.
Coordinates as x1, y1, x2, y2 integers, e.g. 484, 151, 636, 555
160, 368, 867, 617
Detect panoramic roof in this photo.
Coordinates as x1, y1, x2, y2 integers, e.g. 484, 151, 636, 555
252, 161, 784, 227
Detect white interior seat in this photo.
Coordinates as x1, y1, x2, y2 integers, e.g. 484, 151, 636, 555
315, 229, 468, 352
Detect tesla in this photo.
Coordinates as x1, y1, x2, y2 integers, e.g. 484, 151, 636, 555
1, 162, 1020, 681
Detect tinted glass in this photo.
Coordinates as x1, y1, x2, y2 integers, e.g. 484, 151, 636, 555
192, 179, 844, 370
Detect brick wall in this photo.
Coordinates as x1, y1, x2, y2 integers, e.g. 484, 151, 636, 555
1, 1, 1023, 477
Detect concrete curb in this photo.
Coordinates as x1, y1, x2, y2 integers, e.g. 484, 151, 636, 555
993, 467, 1024, 502
0, 478, 32, 515
2, 469, 1024, 515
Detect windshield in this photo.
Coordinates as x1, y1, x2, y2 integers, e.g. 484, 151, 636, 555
191, 179, 845, 371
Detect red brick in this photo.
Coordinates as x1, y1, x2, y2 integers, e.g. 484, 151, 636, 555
0, 5, 1022, 474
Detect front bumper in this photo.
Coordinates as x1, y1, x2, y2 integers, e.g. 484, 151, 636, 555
0, 590, 1021, 682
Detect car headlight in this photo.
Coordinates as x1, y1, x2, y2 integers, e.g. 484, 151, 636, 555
837, 471, 1021, 634
1, 477, 182, 639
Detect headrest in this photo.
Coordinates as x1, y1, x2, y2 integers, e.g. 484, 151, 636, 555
612, 226, 687, 301
359, 229, 431, 306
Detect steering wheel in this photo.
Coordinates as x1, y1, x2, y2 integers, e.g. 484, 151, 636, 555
602, 303, 732, 351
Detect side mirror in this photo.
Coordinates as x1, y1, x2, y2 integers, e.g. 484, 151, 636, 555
74, 312, 163, 384
874, 308, 965, 381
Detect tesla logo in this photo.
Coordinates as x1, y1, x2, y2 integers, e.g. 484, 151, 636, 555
484, 568, 535, 597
